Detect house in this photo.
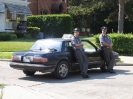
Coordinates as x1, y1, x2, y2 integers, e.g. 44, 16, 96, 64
0, 0, 32, 32
0, 0, 68, 32
28, 0, 68, 15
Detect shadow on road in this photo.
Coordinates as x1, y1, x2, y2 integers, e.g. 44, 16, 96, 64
18, 68, 133, 84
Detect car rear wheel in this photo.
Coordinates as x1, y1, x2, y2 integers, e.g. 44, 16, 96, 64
23, 70, 36, 76
100, 62, 107, 72
54, 61, 69, 79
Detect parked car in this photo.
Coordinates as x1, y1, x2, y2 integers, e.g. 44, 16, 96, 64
10, 34, 120, 79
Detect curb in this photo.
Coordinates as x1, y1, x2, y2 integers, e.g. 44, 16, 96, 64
0, 59, 11, 62
116, 63, 133, 66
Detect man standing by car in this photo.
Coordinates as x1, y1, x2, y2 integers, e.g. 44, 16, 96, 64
71, 28, 89, 78
99, 26, 115, 73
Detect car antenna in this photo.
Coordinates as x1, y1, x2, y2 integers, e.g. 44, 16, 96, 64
40, 47, 42, 51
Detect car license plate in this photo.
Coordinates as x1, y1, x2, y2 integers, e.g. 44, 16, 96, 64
23, 56, 33, 62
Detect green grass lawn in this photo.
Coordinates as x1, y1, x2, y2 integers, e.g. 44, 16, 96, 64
0, 39, 36, 52
80, 35, 96, 44
0, 84, 5, 86
1, 36, 130, 59
0, 36, 127, 64
0, 39, 36, 59
0, 83, 4, 99
0, 37, 96, 59
0, 52, 13, 59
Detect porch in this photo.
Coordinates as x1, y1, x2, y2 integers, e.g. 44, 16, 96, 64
0, 0, 32, 32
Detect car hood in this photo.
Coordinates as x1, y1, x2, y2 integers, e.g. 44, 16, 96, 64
112, 51, 119, 56
112, 51, 120, 60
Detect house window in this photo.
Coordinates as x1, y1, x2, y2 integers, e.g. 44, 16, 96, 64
40, 10, 48, 15
61, 0, 66, 3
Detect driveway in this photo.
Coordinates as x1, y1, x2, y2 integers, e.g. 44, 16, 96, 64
0, 61, 133, 99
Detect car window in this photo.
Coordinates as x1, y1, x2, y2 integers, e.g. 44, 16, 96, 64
81, 41, 96, 52
68, 42, 72, 47
30, 39, 62, 52
66, 41, 96, 52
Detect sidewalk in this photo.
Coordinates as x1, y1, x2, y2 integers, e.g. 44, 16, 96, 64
0, 86, 70, 99
116, 56, 133, 66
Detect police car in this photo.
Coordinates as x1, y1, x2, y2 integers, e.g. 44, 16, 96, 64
10, 34, 120, 79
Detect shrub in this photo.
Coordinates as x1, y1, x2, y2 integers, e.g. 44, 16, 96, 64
94, 33, 133, 53
27, 27, 40, 35
15, 32, 31, 39
23, 34, 31, 39
0, 33, 17, 41
27, 14, 73, 38
26, 27, 40, 39
15, 32, 25, 38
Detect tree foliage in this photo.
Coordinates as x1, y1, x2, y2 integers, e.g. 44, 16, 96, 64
68, 0, 133, 33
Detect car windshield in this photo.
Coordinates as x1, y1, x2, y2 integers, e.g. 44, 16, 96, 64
30, 39, 62, 52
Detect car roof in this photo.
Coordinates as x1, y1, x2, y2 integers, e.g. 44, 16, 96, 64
36, 34, 75, 42
36, 38, 71, 42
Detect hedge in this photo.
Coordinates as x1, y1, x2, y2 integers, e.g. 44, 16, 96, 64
27, 27, 40, 35
0, 33, 17, 41
27, 14, 73, 38
94, 33, 133, 53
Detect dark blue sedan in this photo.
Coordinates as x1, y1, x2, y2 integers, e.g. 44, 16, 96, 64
10, 34, 120, 79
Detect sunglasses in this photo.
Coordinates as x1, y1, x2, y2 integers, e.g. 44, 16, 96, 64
74, 31, 79, 32
102, 29, 107, 31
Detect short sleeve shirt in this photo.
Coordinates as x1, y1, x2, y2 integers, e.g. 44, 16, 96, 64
21, 23, 26, 30
99, 33, 111, 46
71, 36, 83, 50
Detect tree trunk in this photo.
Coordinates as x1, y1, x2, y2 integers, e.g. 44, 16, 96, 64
118, 0, 124, 33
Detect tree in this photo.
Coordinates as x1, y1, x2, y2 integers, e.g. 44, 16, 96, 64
118, 0, 124, 33
68, 0, 133, 33
68, 0, 99, 33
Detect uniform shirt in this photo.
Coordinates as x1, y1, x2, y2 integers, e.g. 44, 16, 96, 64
21, 23, 26, 30
71, 36, 83, 50
99, 33, 111, 47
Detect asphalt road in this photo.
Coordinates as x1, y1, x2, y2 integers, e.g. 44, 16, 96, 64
0, 61, 133, 99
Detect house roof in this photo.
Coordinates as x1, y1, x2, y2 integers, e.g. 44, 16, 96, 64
0, 2, 5, 13
5, 3, 32, 15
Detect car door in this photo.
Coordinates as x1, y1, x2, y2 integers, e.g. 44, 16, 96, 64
81, 40, 103, 68
64, 41, 77, 62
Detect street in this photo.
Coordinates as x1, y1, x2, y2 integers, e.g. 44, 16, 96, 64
0, 61, 133, 99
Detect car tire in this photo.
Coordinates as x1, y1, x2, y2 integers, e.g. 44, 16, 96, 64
100, 62, 107, 72
23, 70, 36, 76
54, 61, 69, 79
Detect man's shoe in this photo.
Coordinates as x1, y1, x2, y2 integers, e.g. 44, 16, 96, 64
106, 69, 116, 73
81, 73, 90, 78
85, 74, 90, 78
81, 73, 86, 78
109, 70, 116, 73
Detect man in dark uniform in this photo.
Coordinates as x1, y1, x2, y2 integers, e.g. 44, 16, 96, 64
99, 26, 115, 73
71, 28, 90, 78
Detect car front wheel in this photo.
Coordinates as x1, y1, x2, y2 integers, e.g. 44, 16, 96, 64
23, 70, 36, 76
54, 61, 69, 79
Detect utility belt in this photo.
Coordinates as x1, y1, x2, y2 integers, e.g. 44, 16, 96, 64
101, 46, 110, 49
76, 49, 84, 51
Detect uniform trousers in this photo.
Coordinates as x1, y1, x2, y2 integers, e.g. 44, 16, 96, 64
101, 47, 115, 71
75, 50, 89, 75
